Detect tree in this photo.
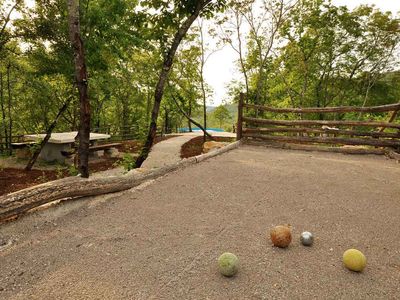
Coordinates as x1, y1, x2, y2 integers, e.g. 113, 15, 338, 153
216, 0, 253, 97
266, 0, 400, 111
25, 95, 73, 170
198, 19, 209, 142
135, 0, 227, 168
213, 104, 231, 128
0, 0, 21, 52
192, 19, 220, 142
170, 43, 203, 132
245, 0, 295, 105
68, 0, 91, 178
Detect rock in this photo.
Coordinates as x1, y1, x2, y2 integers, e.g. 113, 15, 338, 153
104, 148, 119, 158
203, 141, 228, 153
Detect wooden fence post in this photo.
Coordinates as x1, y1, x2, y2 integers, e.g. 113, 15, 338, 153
237, 93, 244, 140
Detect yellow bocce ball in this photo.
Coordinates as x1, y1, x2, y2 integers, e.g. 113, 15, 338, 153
343, 249, 367, 272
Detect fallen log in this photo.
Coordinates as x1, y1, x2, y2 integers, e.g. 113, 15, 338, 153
0, 140, 242, 223
0, 161, 189, 222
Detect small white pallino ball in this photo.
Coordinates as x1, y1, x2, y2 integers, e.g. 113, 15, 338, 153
218, 252, 239, 277
300, 231, 314, 246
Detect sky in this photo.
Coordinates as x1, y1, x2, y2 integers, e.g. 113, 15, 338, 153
204, 0, 400, 106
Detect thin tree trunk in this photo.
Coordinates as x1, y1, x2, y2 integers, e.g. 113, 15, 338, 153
229, 10, 250, 98
188, 97, 192, 132
68, 0, 91, 178
247, 1, 284, 105
164, 108, 169, 134
146, 87, 151, 124
199, 19, 208, 143
202, 84, 207, 142
0, 72, 8, 152
25, 97, 73, 171
135, 0, 211, 168
6, 63, 12, 155
170, 91, 213, 140
0, 1, 19, 53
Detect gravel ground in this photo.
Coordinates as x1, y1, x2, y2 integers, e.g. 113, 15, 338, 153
0, 145, 399, 299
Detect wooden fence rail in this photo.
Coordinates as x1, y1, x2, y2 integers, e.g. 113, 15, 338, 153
243, 102, 400, 113
242, 117, 400, 129
242, 127, 400, 139
236, 93, 400, 155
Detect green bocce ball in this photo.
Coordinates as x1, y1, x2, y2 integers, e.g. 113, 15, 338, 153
218, 252, 239, 277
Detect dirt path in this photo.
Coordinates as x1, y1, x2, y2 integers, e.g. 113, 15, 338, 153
1, 145, 399, 299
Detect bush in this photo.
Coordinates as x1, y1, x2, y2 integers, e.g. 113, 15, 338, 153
119, 153, 136, 171
68, 165, 79, 176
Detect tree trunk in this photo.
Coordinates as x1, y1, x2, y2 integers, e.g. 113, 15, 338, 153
68, 0, 91, 178
199, 20, 207, 143
0, 72, 8, 152
188, 97, 192, 132
170, 91, 213, 140
202, 81, 207, 143
164, 107, 169, 134
146, 87, 151, 125
135, 0, 212, 168
6, 63, 12, 155
25, 97, 73, 171
121, 93, 131, 137
0, 1, 19, 53
235, 11, 249, 97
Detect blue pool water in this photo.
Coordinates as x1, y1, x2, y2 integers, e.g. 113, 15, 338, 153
179, 127, 224, 133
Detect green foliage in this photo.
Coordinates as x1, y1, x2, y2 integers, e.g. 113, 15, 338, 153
0, 0, 399, 159
213, 104, 232, 128
226, 0, 400, 119
27, 142, 42, 155
119, 153, 136, 172
281, 2, 399, 110
36, 171, 48, 183
67, 165, 79, 176
55, 165, 65, 179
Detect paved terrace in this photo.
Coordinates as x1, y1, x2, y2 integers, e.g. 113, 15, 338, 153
1, 145, 399, 299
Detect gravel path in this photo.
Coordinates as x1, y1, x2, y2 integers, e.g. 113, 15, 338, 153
92, 132, 236, 177
142, 132, 235, 170
1, 145, 399, 299
141, 134, 197, 170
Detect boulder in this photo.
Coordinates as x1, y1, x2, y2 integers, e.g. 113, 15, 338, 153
203, 141, 228, 153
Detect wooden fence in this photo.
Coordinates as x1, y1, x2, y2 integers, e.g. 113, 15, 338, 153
236, 93, 400, 155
